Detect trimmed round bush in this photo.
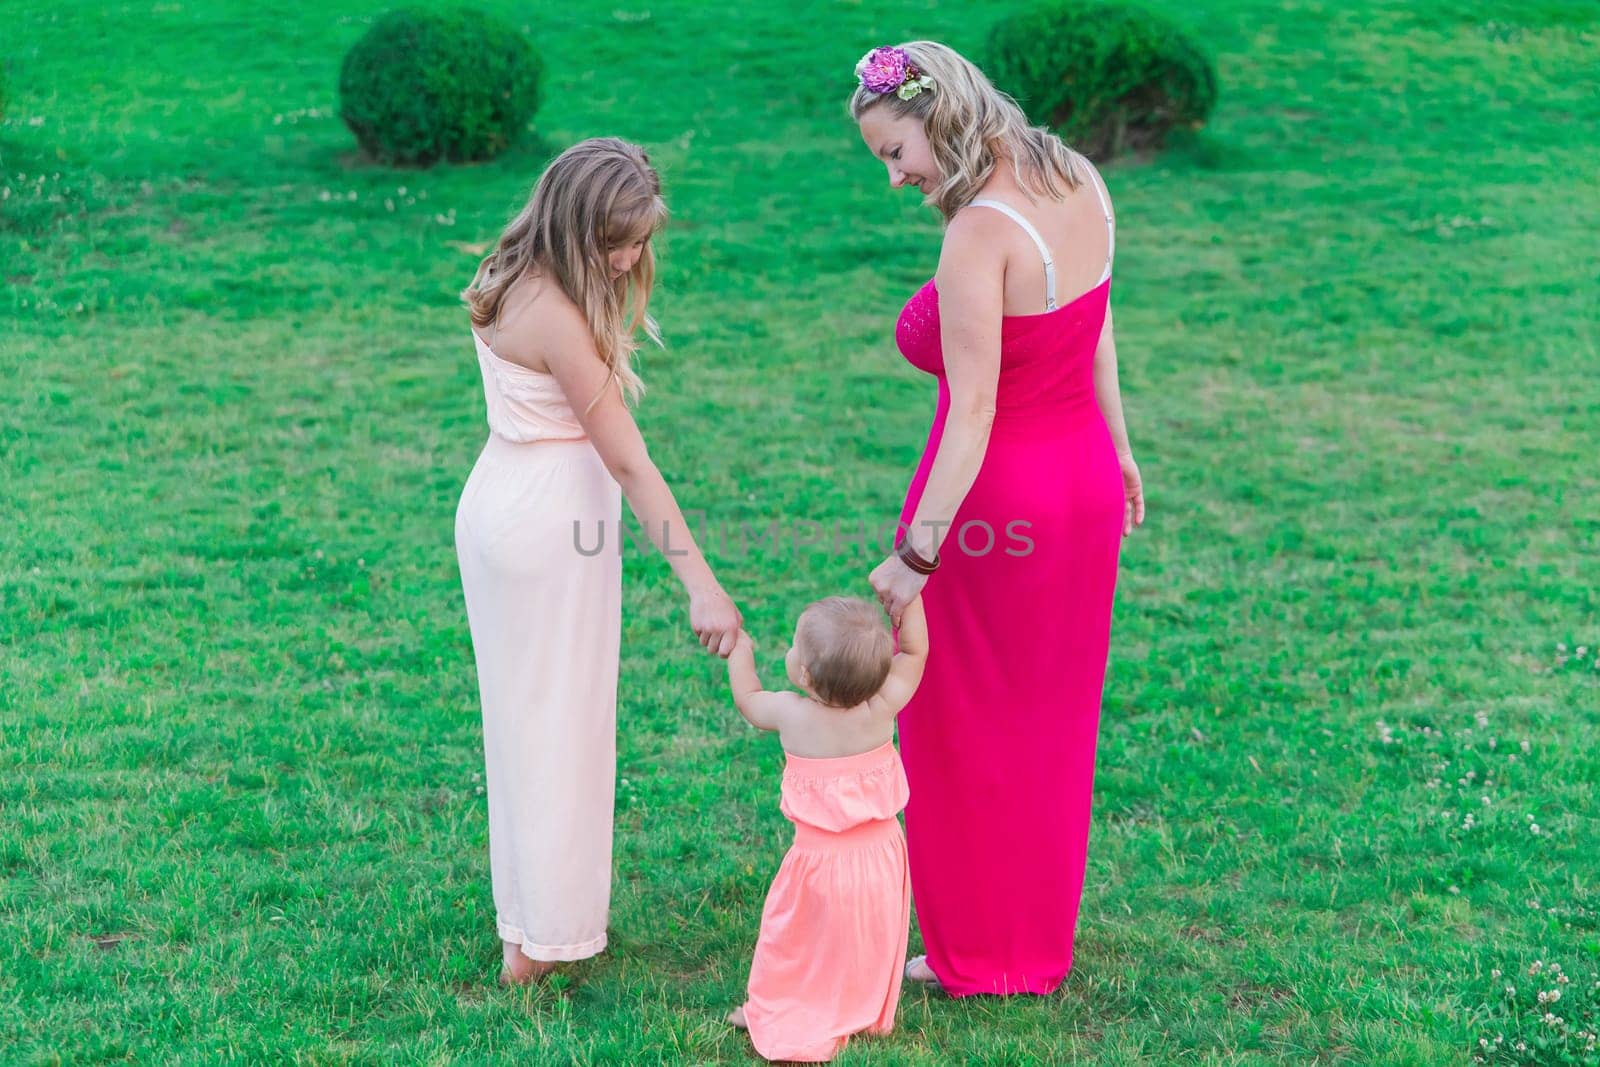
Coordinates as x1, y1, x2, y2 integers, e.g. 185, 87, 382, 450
339, 8, 543, 166
984, 2, 1217, 161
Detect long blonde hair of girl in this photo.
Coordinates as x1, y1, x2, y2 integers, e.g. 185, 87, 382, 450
464, 137, 668, 409
849, 41, 1083, 221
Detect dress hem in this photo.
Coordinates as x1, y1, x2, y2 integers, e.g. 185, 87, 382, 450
497, 921, 607, 963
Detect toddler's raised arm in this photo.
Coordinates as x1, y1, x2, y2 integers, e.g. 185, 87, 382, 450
728, 631, 790, 731
871, 596, 929, 716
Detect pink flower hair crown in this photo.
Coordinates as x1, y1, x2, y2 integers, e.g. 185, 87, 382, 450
855, 46, 935, 100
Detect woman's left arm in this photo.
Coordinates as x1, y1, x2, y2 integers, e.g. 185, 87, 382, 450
1092, 304, 1145, 535
871, 213, 1004, 623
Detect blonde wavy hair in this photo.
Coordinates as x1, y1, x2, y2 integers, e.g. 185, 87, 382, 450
848, 41, 1083, 220
463, 137, 667, 409
796, 597, 894, 708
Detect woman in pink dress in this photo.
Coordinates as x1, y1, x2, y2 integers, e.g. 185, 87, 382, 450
851, 44, 1147, 996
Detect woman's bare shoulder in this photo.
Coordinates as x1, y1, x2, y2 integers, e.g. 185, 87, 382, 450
938, 204, 1013, 270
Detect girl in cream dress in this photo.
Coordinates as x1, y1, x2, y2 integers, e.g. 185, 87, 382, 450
456, 138, 742, 984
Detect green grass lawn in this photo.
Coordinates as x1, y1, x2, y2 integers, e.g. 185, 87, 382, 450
4, 1, 1598, 1063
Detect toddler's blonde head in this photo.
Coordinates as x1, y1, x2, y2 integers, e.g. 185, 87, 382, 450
794, 597, 894, 708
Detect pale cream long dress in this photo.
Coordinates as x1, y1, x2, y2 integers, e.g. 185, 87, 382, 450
455, 329, 622, 962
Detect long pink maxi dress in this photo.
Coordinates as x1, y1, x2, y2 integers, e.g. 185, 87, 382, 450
893, 182, 1124, 996
742, 742, 911, 1062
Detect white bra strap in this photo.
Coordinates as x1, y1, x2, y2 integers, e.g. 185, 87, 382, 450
1076, 156, 1115, 276
969, 198, 1057, 311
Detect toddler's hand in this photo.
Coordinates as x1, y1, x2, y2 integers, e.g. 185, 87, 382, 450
733, 629, 756, 655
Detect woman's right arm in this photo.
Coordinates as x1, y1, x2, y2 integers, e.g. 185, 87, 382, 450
503, 295, 742, 656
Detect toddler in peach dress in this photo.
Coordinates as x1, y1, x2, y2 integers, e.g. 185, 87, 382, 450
724, 594, 928, 1062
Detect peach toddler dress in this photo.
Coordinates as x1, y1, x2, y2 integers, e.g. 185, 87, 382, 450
742, 741, 911, 1062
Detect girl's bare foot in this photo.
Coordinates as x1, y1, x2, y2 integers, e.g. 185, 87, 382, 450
500, 939, 558, 985
726, 1005, 748, 1029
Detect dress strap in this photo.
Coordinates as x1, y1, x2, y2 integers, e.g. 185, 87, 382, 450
1075, 155, 1115, 281
969, 198, 1057, 312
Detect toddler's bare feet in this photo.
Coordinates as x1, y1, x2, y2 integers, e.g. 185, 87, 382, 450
726, 1005, 748, 1029
500, 939, 559, 985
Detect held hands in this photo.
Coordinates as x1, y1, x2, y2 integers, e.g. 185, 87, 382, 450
690, 586, 743, 658
1120, 453, 1145, 536
869, 553, 929, 631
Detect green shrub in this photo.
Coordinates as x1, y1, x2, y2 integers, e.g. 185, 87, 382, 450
338, 8, 543, 166
984, 2, 1218, 161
